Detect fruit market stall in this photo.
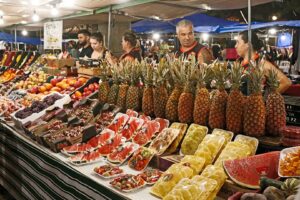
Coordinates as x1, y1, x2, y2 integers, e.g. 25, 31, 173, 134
0, 51, 299, 200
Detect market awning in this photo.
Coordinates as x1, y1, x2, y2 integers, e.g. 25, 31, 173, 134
0, 32, 42, 45
219, 20, 300, 33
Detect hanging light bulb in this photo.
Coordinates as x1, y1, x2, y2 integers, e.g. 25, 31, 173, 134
22, 29, 28, 36
51, 5, 59, 16
0, 16, 4, 25
32, 10, 39, 22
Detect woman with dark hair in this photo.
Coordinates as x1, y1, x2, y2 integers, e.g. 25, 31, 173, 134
235, 30, 291, 94
90, 32, 108, 60
119, 31, 141, 62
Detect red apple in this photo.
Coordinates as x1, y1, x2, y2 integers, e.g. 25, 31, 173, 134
88, 84, 95, 91
74, 80, 83, 88
84, 87, 89, 92
85, 90, 92, 96
93, 83, 99, 90
51, 78, 58, 86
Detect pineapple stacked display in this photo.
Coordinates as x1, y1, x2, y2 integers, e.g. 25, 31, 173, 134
165, 59, 184, 122
208, 62, 229, 129
226, 62, 245, 134
193, 64, 211, 126
142, 63, 155, 116
177, 56, 197, 123
125, 62, 143, 111
116, 62, 130, 111
98, 61, 111, 104
243, 63, 266, 137
107, 66, 120, 105
266, 68, 286, 136
153, 61, 170, 118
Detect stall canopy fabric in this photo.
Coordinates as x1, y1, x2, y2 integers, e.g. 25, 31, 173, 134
0, 32, 42, 45
132, 13, 239, 33
219, 20, 300, 33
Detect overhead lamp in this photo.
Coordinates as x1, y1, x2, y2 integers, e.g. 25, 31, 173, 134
60, 0, 73, 7
30, 0, 40, 6
272, 15, 278, 21
202, 33, 210, 41
265, 37, 269, 41
280, 35, 286, 41
21, 20, 27, 24
152, 33, 160, 41
22, 14, 29, 18
269, 28, 277, 35
21, 1, 28, 5
22, 29, 28, 36
233, 35, 238, 40
0, 10, 4, 16
152, 16, 160, 20
0, 16, 4, 25
51, 5, 59, 16
32, 10, 39, 22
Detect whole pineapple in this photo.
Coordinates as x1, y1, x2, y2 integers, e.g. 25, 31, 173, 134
153, 61, 170, 118
266, 68, 286, 136
142, 64, 155, 116
165, 60, 184, 122
98, 61, 111, 104
243, 63, 266, 137
226, 62, 245, 134
208, 62, 229, 129
116, 63, 129, 111
193, 64, 211, 126
178, 56, 197, 123
107, 66, 120, 105
126, 62, 142, 111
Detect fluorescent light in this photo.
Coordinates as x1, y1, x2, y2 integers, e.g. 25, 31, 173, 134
51, 6, 59, 16
32, 10, 39, 22
202, 33, 209, 41
21, 20, 27, 24
152, 16, 160, 20
234, 35, 238, 40
0, 16, 4, 25
22, 29, 28, 36
269, 28, 277, 35
272, 15, 277, 21
152, 33, 160, 41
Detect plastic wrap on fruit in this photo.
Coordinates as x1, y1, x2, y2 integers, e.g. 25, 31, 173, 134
150, 163, 194, 198
132, 120, 160, 146
87, 128, 115, 148
120, 117, 144, 140
165, 123, 188, 154
181, 124, 208, 155
212, 128, 234, 145
180, 155, 206, 176
107, 113, 129, 132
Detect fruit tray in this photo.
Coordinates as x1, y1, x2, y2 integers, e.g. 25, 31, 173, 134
278, 146, 300, 177
11, 92, 71, 128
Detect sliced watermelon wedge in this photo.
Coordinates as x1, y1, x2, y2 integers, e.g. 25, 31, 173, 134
223, 151, 280, 189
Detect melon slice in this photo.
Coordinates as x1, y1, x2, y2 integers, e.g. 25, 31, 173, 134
223, 151, 280, 189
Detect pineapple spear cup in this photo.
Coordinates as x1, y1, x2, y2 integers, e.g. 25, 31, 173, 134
107, 65, 120, 105
208, 61, 229, 129
243, 62, 266, 137
226, 62, 245, 134
266, 68, 286, 136
193, 64, 211, 126
165, 60, 184, 122
153, 60, 170, 118
142, 63, 155, 116
126, 61, 143, 111
98, 61, 111, 105
178, 56, 197, 124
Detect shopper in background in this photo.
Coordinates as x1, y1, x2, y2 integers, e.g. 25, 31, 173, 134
174, 19, 213, 64
235, 30, 291, 94
212, 44, 223, 60
67, 40, 79, 59
77, 29, 93, 58
119, 31, 142, 62
90, 32, 108, 60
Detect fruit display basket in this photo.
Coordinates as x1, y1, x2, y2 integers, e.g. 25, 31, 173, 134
11, 92, 71, 128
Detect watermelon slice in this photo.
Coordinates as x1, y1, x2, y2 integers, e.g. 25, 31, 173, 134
223, 151, 280, 189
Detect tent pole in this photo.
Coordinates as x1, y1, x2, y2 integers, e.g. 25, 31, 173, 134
14, 25, 17, 50
107, 5, 112, 50
247, 0, 252, 61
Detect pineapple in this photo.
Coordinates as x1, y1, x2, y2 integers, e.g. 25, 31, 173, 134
153, 61, 169, 118
165, 60, 184, 122
243, 62, 266, 137
116, 63, 129, 111
98, 61, 111, 104
107, 66, 120, 105
208, 61, 229, 129
126, 62, 142, 111
226, 62, 245, 134
266, 68, 286, 136
142, 63, 154, 116
178, 56, 197, 123
193, 64, 211, 126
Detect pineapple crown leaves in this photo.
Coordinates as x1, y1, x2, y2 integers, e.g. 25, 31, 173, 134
211, 61, 230, 90
230, 61, 244, 90
153, 60, 170, 87
246, 60, 265, 94
142, 62, 154, 87
128, 61, 143, 86
267, 68, 280, 91
196, 64, 213, 88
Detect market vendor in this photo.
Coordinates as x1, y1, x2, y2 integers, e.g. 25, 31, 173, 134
119, 31, 142, 62
235, 30, 291, 94
77, 29, 93, 58
174, 20, 213, 64
90, 32, 108, 60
